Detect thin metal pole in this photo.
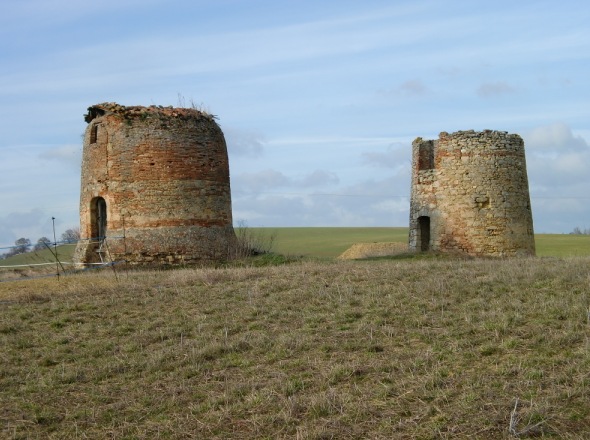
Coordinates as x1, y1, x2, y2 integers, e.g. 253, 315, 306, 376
52, 217, 60, 281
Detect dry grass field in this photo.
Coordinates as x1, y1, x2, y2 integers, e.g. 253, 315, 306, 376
1, 255, 590, 439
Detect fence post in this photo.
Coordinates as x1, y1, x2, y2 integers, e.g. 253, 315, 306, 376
52, 217, 60, 281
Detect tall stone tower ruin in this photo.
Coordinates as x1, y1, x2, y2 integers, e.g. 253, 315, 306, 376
73, 103, 236, 266
409, 130, 535, 256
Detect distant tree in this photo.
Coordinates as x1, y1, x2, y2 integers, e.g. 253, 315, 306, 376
570, 227, 590, 235
61, 228, 81, 243
34, 237, 52, 251
15, 237, 31, 253
6, 237, 32, 257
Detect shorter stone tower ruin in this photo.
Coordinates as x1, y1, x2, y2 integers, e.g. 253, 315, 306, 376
409, 130, 535, 256
73, 103, 236, 266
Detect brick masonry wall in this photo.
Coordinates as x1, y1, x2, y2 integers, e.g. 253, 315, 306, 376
409, 130, 535, 256
73, 103, 236, 265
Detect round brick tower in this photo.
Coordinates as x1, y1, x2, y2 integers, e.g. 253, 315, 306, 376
73, 103, 236, 266
409, 130, 535, 256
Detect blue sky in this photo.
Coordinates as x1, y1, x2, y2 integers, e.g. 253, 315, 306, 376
1, 0, 590, 246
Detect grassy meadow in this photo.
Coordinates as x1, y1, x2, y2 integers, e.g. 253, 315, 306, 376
248, 228, 590, 259
1, 229, 590, 438
258, 227, 409, 259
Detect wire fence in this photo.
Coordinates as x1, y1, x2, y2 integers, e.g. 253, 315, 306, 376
0, 235, 126, 283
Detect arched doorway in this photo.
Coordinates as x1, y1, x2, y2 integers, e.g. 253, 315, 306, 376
417, 216, 431, 251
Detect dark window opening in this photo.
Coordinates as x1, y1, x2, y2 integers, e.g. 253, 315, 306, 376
418, 141, 434, 170
90, 125, 98, 144
418, 216, 431, 251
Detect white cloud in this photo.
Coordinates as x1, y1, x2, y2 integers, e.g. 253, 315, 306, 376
39, 144, 82, 168
233, 168, 340, 194
300, 170, 339, 187
525, 123, 590, 185
523, 123, 590, 232
0, 209, 53, 247
525, 122, 588, 152
232, 194, 308, 226
233, 169, 291, 193
224, 127, 265, 158
372, 198, 409, 214
361, 142, 410, 169
232, 173, 410, 227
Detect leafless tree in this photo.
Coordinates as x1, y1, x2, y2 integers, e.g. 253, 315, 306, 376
61, 227, 81, 243
34, 237, 52, 251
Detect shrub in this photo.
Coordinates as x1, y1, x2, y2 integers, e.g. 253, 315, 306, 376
230, 221, 276, 259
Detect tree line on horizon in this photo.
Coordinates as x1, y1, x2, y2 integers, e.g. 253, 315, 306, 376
0, 228, 80, 260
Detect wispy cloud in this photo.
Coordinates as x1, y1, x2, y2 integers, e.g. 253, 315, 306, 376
300, 170, 339, 187
233, 169, 291, 193
476, 81, 516, 98
0, 0, 164, 34
0, 208, 49, 247
39, 144, 81, 168
399, 80, 429, 96
361, 142, 410, 169
224, 127, 265, 158
377, 80, 430, 98
233, 169, 339, 194
232, 174, 410, 227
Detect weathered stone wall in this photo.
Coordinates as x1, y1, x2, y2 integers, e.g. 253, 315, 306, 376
73, 103, 236, 266
409, 130, 535, 256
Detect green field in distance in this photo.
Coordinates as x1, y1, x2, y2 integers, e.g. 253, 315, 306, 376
2, 228, 589, 267
250, 227, 590, 258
